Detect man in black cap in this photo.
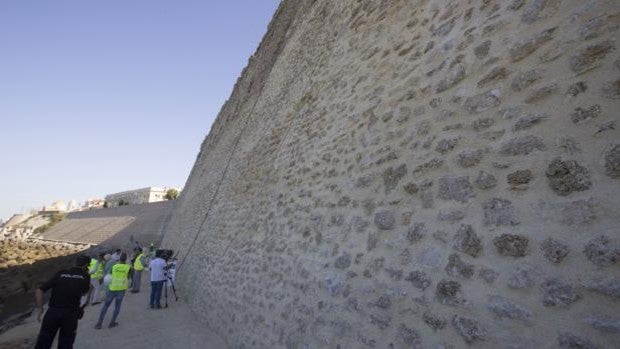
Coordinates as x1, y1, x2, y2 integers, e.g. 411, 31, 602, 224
34, 254, 91, 349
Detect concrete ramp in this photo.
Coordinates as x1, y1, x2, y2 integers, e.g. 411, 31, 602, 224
41, 201, 175, 248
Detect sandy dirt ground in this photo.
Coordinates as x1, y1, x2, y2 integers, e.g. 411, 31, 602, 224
0, 276, 228, 349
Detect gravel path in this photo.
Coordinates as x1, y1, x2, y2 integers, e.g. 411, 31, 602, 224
0, 277, 228, 349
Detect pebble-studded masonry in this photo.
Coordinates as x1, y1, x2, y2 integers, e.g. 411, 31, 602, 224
163, 0, 620, 347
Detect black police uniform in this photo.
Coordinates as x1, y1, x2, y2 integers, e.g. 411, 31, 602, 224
34, 266, 90, 349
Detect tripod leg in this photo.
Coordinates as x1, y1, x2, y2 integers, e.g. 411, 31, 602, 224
168, 277, 179, 301
171, 283, 178, 301
164, 281, 168, 308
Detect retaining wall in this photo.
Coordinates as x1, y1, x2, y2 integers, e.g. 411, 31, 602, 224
164, 0, 620, 347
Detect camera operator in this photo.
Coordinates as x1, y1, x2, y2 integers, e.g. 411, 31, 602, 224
148, 251, 166, 309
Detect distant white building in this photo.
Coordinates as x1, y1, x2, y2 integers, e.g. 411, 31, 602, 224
40, 201, 67, 214
83, 198, 105, 210
67, 200, 80, 212
104, 187, 179, 207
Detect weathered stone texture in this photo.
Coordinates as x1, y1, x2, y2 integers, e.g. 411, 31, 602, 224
557, 332, 599, 349
162, 0, 620, 347
511, 69, 545, 91
541, 238, 569, 263
452, 224, 482, 257
493, 234, 529, 257
436, 279, 464, 306
509, 27, 556, 61
374, 210, 396, 230
483, 198, 518, 226
437, 176, 474, 203
507, 169, 533, 187
583, 236, 619, 267
464, 89, 501, 114
422, 312, 446, 332
584, 316, 620, 333
499, 135, 546, 156
513, 113, 547, 131
475, 170, 497, 189
584, 278, 620, 300
487, 295, 531, 321
452, 315, 487, 344
604, 144, 620, 178
571, 105, 601, 124
545, 158, 592, 196
445, 253, 475, 278
542, 279, 581, 307
569, 40, 615, 74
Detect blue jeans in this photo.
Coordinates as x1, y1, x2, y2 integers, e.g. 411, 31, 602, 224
96, 290, 125, 325
150, 280, 164, 307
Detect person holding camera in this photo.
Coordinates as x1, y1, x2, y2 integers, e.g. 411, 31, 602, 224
94, 252, 131, 329
148, 251, 166, 309
34, 255, 91, 349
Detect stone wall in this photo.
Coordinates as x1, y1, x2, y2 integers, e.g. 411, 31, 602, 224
163, 0, 620, 347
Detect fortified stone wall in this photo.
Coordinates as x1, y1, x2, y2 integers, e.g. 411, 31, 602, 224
164, 0, 620, 347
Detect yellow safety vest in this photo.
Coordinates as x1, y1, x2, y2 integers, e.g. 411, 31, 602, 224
89, 259, 97, 273
109, 263, 131, 291
93, 262, 104, 280
133, 253, 145, 271
88, 259, 104, 280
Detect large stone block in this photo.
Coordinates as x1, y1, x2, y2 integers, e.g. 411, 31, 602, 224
438, 176, 474, 203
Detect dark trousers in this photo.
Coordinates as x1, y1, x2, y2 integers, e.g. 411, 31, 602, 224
131, 269, 142, 292
34, 307, 79, 349
150, 280, 164, 307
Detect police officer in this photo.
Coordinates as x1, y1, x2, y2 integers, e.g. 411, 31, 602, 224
34, 254, 91, 349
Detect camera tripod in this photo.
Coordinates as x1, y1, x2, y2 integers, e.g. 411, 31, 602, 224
163, 270, 178, 308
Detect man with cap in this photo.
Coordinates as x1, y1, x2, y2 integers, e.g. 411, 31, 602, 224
34, 254, 91, 349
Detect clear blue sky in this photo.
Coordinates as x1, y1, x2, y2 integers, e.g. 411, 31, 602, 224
0, 0, 281, 220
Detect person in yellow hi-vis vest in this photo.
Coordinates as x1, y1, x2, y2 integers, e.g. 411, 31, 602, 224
87, 253, 105, 305
130, 248, 148, 293
94, 252, 131, 329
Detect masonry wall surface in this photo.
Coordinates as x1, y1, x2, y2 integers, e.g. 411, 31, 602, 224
163, 0, 620, 347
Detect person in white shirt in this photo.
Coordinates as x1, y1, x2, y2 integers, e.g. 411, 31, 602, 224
110, 249, 121, 262
148, 254, 167, 309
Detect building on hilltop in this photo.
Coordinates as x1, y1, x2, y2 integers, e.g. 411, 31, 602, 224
104, 187, 179, 207
39, 201, 67, 214
82, 198, 105, 210
67, 200, 80, 212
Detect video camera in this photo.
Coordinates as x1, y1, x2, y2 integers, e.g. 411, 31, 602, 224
155, 249, 174, 261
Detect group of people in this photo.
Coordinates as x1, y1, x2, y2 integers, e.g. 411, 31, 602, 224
33, 243, 172, 349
